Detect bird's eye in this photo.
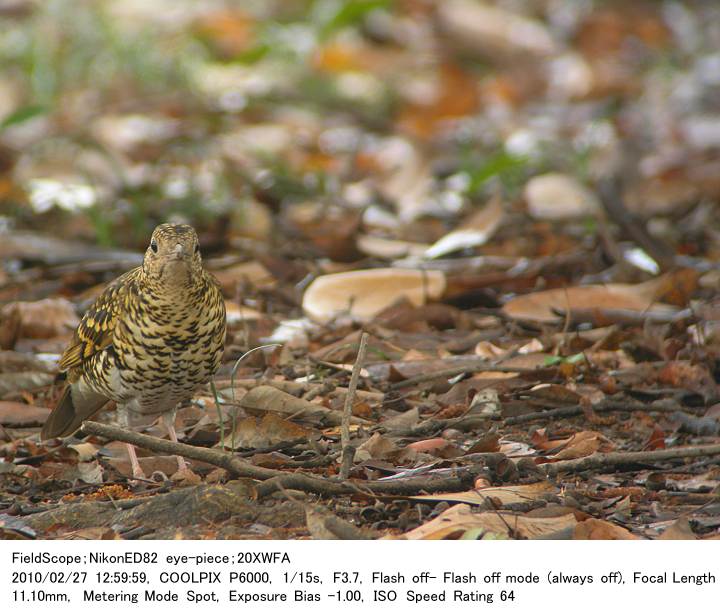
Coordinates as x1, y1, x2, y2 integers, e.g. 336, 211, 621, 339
150, 240, 158, 253
194, 243, 200, 254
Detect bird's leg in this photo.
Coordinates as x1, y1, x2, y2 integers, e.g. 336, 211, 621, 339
117, 407, 145, 479
161, 410, 187, 472
125, 442, 146, 479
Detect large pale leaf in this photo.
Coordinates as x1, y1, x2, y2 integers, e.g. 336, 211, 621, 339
503, 280, 675, 323
303, 268, 446, 323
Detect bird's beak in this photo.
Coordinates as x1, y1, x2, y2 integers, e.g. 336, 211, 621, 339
174, 243, 184, 259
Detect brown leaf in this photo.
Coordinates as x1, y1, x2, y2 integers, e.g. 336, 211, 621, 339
644, 425, 666, 451
239, 385, 337, 424
502, 280, 675, 323
106, 455, 180, 478
355, 433, 401, 461
406, 438, 463, 458
526, 384, 582, 405
533, 429, 614, 460
658, 517, 696, 540
220, 412, 316, 450
552, 431, 614, 460
467, 434, 500, 454
657, 361, 718, 402
573, 519, 639, 540
0, 298, 79, 340
171, 467, 202, 486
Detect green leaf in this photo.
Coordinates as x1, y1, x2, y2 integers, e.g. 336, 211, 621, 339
320, 0, 391, 38
0, 105, 48, 130
463, 149, 529, 196
543, 352, 586, 367
564, 352, 587, 365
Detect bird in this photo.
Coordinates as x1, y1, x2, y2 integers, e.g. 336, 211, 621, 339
41, 223, 227, 478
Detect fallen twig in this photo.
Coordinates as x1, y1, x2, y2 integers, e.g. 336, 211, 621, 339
340, 332, 369, 479
503, 397, 684, 426
541, 443, 720, 474
253, 469, 475, 499
389, 362, 547, 390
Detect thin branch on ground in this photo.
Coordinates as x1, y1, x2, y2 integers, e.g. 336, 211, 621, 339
541, 443, 720, 474
503, 397, 686, 426
389, 362, 549, 390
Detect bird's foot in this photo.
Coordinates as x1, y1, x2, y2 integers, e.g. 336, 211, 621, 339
161, 414, 189, 473
126, 443, 146, 481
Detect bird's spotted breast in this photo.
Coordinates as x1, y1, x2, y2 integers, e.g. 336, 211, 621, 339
81, 269, 226, 418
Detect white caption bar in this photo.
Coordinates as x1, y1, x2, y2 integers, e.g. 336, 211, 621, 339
1, 541, 718, 615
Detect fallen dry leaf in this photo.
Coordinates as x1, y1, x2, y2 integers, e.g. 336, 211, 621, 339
533, 430, 614, 461
303, 268, 446, 323
220, 412, 316, 450
396, 504, 576, 539
658, 517, 697, 540
1, 298, 79, 340
502, 280, 675, 323
573, 518, 640, 540
424, 196, 504, 259
239, 385, 366, 426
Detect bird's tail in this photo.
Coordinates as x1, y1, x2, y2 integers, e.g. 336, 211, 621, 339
41, 382, 108, 440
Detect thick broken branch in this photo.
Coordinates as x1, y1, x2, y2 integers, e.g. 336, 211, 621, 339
81, 420, 477, 498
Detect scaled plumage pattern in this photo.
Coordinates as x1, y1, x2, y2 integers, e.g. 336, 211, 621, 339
41, 223, 226, 477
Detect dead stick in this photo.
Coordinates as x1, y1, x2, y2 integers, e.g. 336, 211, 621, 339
81, 420, 475, 497
340, 331, 370, 479
254, 469, 474, 499
504, 397, 682, 426
541, 444, 720, 474
389, 362, 547, 390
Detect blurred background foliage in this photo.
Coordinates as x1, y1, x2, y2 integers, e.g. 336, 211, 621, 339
0, 0, 719, 261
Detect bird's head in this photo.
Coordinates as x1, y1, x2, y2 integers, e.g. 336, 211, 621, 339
142, 223, 203, 286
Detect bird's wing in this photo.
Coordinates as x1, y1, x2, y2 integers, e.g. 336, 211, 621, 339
58, 267, 141, 372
